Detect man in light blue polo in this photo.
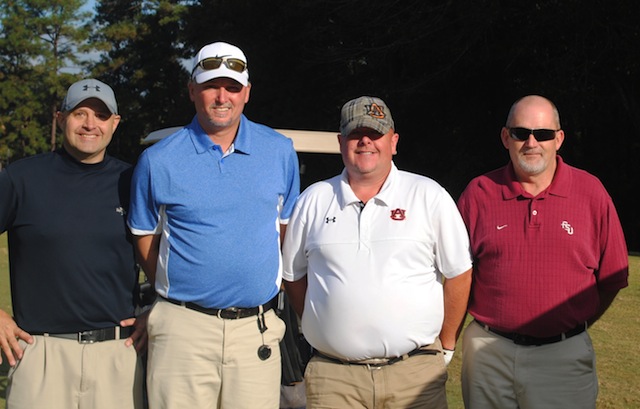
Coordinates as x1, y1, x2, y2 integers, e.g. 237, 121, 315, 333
128, 41, 300, 409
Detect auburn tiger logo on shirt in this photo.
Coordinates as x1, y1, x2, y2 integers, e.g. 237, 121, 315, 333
390, 208, 406, 221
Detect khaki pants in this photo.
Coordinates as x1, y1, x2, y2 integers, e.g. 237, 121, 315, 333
6, 335, 143, 409
461, 320, 598, 409
146, 298, 286, 409
304, 339, 448, 409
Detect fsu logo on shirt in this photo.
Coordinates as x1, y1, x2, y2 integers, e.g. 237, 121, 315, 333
390, 208, 406, 221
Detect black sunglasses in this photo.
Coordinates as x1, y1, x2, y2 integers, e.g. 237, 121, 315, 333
192, 57, 247, 76
508, 127, 560, 142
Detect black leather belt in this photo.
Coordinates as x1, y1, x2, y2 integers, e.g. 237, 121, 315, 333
162, 296, 278, 319
314, 345, 438, 367
33, 326, 134, 344
475, 319, 587, 346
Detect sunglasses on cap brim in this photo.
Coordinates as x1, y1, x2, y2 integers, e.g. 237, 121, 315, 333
191, 57, 247, 76
508, 127, 560, 142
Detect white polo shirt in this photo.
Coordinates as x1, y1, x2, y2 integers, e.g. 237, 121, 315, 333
282, 164, 472, 360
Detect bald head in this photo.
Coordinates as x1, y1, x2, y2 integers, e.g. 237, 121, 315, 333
506, 95, 561, 130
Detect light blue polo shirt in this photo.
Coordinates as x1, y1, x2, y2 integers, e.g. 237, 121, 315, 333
128, 115, 299, 308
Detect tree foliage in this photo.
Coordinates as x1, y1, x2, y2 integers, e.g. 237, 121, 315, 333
89, 0, 193, 162
0, 0, 91, 164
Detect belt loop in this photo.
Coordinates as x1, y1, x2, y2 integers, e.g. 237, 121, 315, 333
277, 291, 285, 311
115, 326, 120, 339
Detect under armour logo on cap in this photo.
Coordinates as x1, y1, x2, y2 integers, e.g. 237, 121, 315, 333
61, 79, 118, 114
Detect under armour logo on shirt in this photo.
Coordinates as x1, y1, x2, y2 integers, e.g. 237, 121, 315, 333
325, 217, 336, 223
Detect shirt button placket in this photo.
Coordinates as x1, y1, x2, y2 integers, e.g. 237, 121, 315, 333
358, 204, 371, 252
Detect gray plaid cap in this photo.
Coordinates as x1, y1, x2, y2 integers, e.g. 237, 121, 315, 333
340, 96, 394, 137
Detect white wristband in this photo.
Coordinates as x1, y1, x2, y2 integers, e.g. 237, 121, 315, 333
443, 348, 455, 366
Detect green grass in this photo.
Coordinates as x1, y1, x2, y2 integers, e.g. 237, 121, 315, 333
0, 232, 638, 408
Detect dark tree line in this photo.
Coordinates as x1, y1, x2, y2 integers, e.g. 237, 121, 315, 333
3, 0, 639, 250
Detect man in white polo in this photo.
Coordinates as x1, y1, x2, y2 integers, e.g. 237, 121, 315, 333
282, 96, 473, 408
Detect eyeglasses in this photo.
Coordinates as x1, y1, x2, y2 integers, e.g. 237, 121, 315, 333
192, 57, 247, 76
508, 127, 560, 142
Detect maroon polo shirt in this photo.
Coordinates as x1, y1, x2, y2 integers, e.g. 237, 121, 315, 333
458, 156, 628, 337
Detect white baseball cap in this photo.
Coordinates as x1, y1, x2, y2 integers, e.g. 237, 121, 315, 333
191, 42, 249, 86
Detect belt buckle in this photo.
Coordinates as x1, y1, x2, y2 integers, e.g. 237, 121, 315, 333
78, 330, 96, 344
218, 307, 240, 319
512, 333, 530, 345
365, 360, 391, 368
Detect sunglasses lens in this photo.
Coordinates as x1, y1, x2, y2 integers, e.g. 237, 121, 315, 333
198, 57, 246, 73
533, 130, 556, 141
509, 128, 556, 141
225, 58, 246, 73
201, 58, 223, 70
510, 128, 530, 141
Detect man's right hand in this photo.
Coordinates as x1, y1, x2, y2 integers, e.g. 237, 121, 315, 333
0, 309, 33, 366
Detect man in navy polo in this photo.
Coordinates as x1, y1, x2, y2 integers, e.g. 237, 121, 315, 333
0, 79, 144, 408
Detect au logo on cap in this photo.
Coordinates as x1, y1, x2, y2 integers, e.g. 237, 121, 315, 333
366, 103, 386, 119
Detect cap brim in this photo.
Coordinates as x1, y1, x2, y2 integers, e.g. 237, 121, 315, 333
341, 118, 389, 137
63, 96, 118, 115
